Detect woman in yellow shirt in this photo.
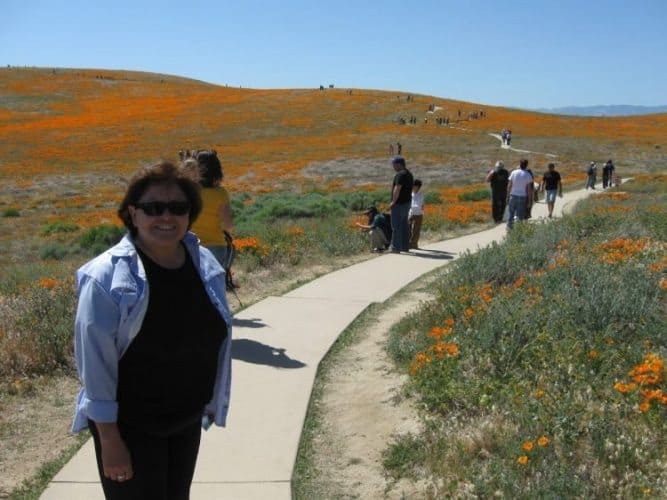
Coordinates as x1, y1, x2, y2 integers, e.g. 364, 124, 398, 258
188, 151, 233, 266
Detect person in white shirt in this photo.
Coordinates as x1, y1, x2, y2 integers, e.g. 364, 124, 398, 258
506, 159, 534, 229
408, 179, 424, 249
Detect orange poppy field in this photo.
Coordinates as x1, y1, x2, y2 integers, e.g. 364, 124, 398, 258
1, 66, 666, 265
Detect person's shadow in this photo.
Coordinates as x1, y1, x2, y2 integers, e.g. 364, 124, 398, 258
407, 249, 456, 260
232, 338, 306, 369
232, 317, 267, 329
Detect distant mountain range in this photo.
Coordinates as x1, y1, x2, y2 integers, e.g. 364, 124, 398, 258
534, 105, 667, 117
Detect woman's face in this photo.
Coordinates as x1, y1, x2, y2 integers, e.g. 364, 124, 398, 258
128, 183, 190, 252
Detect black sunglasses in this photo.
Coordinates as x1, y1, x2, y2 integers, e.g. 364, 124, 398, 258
134, 201, 190, 216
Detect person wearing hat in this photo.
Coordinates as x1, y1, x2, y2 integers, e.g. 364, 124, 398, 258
355, 206, 390, 252
586, 162, 597, 190
389, 156, 414, 252
485, 160, 510, 223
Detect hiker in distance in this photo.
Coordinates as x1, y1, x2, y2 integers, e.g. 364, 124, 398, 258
602, 159, 615, 189
485, 160, 510, 223
506, 159, 534, 229
71, 161, 232, 500
389, 155, 414, 252
540, 162, 563, 218
586, 161, 597, 189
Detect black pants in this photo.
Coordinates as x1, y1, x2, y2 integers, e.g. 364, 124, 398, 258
491, 192, 507, 223
89, 419, 202, 500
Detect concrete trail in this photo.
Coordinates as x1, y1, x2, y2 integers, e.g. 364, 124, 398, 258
489, 132, 558, 158
41, 187, 597, 500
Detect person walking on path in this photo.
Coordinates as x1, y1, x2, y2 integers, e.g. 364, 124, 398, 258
524, 167, 538, 219
71, 161, 233, 500
355, 205, 390, 252
506, 159, 534, 230
389, 156, 414, 252
396, 142, 402, 155
586, 162, 597, 189
485, 161, 510, 223
602, 159, 615, 189
540, 162, 563, 218
408, 179, 424, 249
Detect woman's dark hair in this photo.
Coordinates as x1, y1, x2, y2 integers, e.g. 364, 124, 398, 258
118, 161, 203, 237
414, 178, 422, 187
196, 150, 223, 188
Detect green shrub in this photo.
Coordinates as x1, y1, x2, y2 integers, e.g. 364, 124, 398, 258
423, 191, 442, 204
77, 224, 125, 254
39, 242, 69, 260
383, 434, 427, 479
458, 187, 491, 201
0, 279, 76, 379
41, 221, 79, 235
1, 208, 20, 217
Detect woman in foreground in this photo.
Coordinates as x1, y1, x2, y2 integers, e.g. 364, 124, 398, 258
71, 161, 232, 499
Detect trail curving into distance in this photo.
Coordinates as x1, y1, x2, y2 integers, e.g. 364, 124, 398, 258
488, 133, 558, 158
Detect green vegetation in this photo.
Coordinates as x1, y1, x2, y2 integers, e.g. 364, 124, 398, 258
77, 224, 125, 254
386, 177, 666, 497
41, 221, 79, 235
1, 208, 20, 217
458, 187, 491, 201
39, 242, 70, 260
0, 274, 77, 379
382, 433, 427, 480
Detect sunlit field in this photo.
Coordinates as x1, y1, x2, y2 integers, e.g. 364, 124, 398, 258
0, 66, 665, 496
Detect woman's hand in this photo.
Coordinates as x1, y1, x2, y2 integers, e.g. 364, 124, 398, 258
96, 422, 134, 482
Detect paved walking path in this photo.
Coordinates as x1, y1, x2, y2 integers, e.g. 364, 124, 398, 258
489, 132, 558, 158
41, 186, 596, 500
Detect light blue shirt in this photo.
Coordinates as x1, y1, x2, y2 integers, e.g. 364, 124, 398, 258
71, 232, 232, 433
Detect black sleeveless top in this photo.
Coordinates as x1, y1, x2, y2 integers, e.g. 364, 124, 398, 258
116, 246, 227, 434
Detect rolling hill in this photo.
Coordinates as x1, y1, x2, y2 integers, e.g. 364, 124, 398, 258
1, 66, 666, 255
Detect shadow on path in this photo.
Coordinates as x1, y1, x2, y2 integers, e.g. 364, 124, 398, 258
233, 317, 268, 329
232, 338, 307, 369
407, 249, 456, 260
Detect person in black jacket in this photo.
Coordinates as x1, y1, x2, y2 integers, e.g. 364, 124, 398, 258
389, 156, 414, 252
485, 161, 510, 223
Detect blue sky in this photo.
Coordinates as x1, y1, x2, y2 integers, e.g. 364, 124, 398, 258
2, 0, 665, 108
